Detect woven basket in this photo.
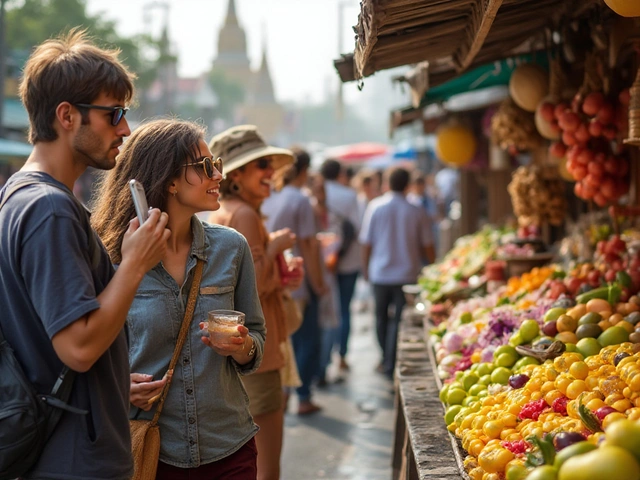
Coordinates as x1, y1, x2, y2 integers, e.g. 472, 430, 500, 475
625, 65, 640, 146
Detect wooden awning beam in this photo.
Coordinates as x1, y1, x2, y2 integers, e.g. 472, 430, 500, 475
454, 0, 504, 71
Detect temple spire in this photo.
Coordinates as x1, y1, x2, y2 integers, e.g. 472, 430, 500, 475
226, 0, 238, 25
250, 29, 275, 104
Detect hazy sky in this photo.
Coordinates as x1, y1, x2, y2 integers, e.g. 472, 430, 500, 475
85, 0, 367, 105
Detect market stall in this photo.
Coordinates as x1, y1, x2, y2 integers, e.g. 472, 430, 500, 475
336, 1, 640, 479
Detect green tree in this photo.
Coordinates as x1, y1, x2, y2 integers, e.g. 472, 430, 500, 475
208, 69, 245, 122
6, 0, 160, 90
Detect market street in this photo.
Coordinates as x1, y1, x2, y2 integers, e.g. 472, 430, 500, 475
282, 306, 395, 480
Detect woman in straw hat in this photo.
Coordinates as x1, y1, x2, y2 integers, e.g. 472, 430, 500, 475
208, 125, 303, 480
92, 118, 266, 479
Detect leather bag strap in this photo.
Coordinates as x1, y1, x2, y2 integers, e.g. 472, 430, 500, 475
150, 258, 204, 425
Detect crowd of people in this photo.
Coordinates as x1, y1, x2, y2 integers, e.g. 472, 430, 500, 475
0, 31, 445, 480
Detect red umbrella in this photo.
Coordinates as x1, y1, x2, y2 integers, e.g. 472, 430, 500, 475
324, 142, 391, 163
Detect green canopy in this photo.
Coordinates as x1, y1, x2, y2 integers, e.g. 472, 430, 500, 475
421, 51, 550, 107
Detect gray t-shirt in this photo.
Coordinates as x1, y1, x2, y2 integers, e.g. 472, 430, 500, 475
262, 185, 317, 301
0, 172, 132, 479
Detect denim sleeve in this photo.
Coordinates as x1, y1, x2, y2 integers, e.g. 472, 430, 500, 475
232, 236, 266, 374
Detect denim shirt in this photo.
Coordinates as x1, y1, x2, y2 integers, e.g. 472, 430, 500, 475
126, 217, 266, 468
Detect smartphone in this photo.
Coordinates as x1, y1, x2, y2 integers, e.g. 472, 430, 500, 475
129, 179, 149, 225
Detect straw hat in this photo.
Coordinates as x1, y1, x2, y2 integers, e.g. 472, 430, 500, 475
209, 125, 294, 174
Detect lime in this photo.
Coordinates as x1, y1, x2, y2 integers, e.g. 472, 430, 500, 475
564, 342, 577, 352
514, 356, 540, 371
462, 372, 480, 391
544, 307, 567, 323
448, 381, 463, 391
446, 388, 467, 405
509, 332, 524, 346
491, 366, 512, 385
506, 464, 529, 480
476, 362, 494, 376
476, 389, 489, 398
520, 319, 540, 342
444, 404, 462, 425
468, 383, 487, 396
462, 395, 479, 406
439, 384, 450, 403
494, 345, 517, 358
527, 465, 558, 480
478, 374, 493, 386
598, 326, 630, 347
496, 352, 518, 368
576, 337, 602, 358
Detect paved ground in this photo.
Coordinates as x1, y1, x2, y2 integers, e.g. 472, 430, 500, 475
281, 306, 395, 480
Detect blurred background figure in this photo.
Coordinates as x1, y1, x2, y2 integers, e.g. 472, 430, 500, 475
360, 167, 435, 378
307, 173, 341, 386
353, 167, 380, 221
352, 167, 380, 314
407, 170, 440, 261
263, 146, 327, 415
208, 125, 303, 480
320, 159, 361, 373
434, 166, 459, 218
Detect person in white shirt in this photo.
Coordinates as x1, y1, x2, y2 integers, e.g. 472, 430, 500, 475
360, 167, 435, 377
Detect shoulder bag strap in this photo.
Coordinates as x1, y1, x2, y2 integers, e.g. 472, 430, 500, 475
150, 258, 204, 425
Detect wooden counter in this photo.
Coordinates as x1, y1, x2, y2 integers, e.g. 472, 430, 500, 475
392, 315, 464, 480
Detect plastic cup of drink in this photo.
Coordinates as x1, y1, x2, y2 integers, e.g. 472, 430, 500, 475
207, 310, 245, 345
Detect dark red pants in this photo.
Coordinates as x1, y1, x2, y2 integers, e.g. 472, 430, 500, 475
155, 438, 257, 480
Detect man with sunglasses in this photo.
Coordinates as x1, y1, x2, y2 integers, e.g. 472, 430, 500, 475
0, 31, 170, 479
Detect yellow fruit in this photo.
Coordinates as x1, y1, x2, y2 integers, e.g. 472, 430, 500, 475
570, 361, 589, 380
566, 380, 587, 400
602, 412, 627, 429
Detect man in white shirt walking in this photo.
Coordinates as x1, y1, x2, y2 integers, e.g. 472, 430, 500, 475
359, 167, 435, 377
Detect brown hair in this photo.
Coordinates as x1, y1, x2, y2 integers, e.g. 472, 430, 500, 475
19, 28, 135, 144
91, 118, 206, 263
273, 146, 311, 191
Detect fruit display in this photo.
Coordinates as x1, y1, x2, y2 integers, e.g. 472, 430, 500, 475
425, 232, 640, 480
508, 165, 567, 227
418, 226, 514, 303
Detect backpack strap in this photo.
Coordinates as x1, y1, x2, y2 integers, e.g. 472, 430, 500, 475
0, 178, 101, 270
0, 178, 94, 423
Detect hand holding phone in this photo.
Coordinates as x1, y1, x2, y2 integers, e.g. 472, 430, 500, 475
129, 179, 149, 225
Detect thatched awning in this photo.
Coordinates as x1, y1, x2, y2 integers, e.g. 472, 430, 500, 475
335, 0, 601, 87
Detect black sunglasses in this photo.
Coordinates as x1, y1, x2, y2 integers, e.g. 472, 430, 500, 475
255, 157, 273, 170
74, 103, 129, 126
183, 156, 223, 178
